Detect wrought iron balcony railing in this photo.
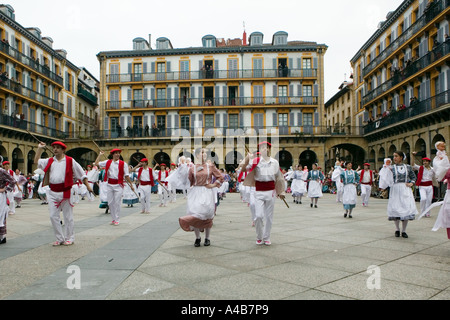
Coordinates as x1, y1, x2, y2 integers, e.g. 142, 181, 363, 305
362, 41, 450, 106
0, 78, 64, 112
363, 89, 450, 135
0, 41, 64, 86
106, 68, 318, 83
105, 96, 318, 110
362, 0, 449, 77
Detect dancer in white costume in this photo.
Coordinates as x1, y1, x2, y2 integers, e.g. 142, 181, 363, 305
2, 161, 15, 215
341, 161, 360, 218
331, 161, 344, 203
0, 163, 17, 245
433, 141, 450, 182
168, 163, 177, 203
357, 163, 374, 207
290, 165, 308, 204
132, 158, 154, 214
379, 151, 417, 238
86, 164, 99, 201
35, 141, 93, 246
95, 148, 134, 226
412, 156, 436, 218
242, 142, 286, 246
307, 163, 324, 208
179, 148, 224, 247
154, 163, 170, 207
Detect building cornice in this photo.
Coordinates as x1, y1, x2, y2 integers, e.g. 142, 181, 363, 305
0, 11, 80, 72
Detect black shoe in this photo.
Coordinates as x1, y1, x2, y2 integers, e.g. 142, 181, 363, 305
402, 232, 408, 238
204, 239, 210, 247
194, 238, 201, 247
299, 201, 302, 204
310, 203, 313, 208
348, 215, 352, 218
395, 230, 400, 237
344, 213, 347, 218
0, 238, 6, 244
314, 205, 318, 208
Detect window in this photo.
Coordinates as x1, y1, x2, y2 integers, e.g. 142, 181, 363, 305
228, 59, 238, 78
303, 113, 313, 134
133, 63, 142, 81
110, 89, 120, 108
110, 64, 119, 82
205, 114, 214, 129
157, 88, 166, 107
229, 114, 239, 129
303, 58, 312, 69
253, 58, 263, 77
133, 89, 143, 107
253, 85, 264, 104
278, 113, 288, 126
157, 115, 166, 130
180, 115, 190, 130
67, 96, 72, 117
180, 60, 190, 80
157, 62, 166, 81
278, 85, 288, 104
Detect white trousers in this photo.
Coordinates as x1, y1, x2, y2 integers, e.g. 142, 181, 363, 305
336, 181, 343, 202
6, 191, 14, 214
47, 190, 75, 242
249, 188, 256, 222
158, 184, 169, 205
139, 185, 152, 212
419, 185, 433, 216
360, 184, 371, 205
254, 190, 276, 241
107, 184, 124, 222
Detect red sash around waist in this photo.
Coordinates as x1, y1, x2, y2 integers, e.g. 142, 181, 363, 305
108, 179, 123, 186
419, 181, 433, 187
140, 181, 153, 186
255, 180, 275, 191
49, 183, 72, 200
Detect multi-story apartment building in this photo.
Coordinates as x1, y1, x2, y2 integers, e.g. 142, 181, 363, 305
0, 4, 98, 172
97, 31, 334, 170
351, 0, 450, 170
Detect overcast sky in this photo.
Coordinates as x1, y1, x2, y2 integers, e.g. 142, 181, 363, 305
11, 0, 404, 101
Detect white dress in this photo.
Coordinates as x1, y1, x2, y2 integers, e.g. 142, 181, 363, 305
307, 170, 324, 198
380, 164, 417, 221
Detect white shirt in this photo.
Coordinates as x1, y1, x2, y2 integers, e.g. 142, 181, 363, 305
87, 169, 99, 182
154, 170, 168, 181
246, 157, 282, 182
138, 168, 152, 182
357, 170, 372, 183
38, 157, 87, 185
98, 160, 130, 180
413, 164, 434, 182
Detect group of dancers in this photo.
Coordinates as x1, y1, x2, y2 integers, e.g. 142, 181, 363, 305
0, 140, 449, 248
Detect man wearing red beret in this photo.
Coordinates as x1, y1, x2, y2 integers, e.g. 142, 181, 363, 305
153, 162, 170, 207
357, 163, 374, 207
95, 148, 134, 225
132, 158, 154, 214
412, 155, 437, 217
34, 141, 93, 246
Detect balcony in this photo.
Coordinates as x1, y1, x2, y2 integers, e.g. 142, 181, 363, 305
78, 87, 98, 105
362, 41, 450, 106
362, 0, 449, 77
363, 89, 450, 135
78, 125, 362, 140
0, 41, 64, 86
106, 68, 318, 84
0, 113, 67, 139
0, 78, 64, 112
105, 96, 318, 110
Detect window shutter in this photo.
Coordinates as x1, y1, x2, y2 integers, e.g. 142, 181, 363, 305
143, 62, 148, 74
314, 84, 319, 97
127, 89, 132, 101
222, 113, 228, 128
272, 113, 277, 126
239, 112, 244, 127
128, 63, 132, 74
151, 62, 155, 73
216, 113, 221, 127
289, 112, 294, 126
273, 85, 277, 97
167, 114, 172, 129
166, 61, 171, 73
297, 112, 302, 126
104, 116, 109, 132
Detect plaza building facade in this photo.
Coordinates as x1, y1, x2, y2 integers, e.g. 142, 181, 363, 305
95, 31, 367, 171
350, 0, 450, 170
0, 4, 99, 173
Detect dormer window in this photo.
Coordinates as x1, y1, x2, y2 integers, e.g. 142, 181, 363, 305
273, 31, 288, 45
133, 37, 149, 51
156, 37, 172, 50
202, 35, 216, 48
249, 32, 263, 46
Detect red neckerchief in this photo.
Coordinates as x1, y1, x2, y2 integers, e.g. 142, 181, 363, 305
104, 159, 124, 184
43, 156, 74, 200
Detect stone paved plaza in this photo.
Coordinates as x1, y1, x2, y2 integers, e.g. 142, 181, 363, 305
0, 192, 449, 301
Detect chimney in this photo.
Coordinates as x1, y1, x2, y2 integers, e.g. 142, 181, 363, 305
243, 30, 247, 46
